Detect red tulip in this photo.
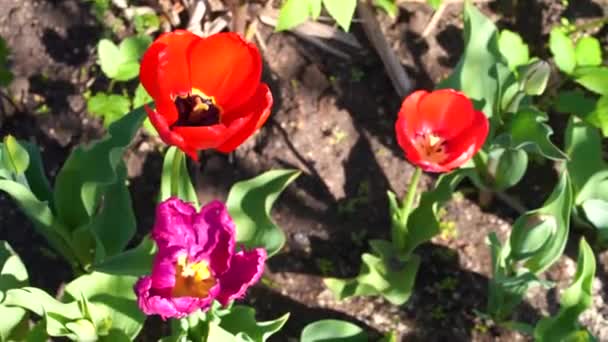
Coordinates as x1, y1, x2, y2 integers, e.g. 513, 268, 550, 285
395, 89, 489, 173
140, 30, 272, 160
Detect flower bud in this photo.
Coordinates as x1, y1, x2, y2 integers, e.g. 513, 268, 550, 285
519, 60, 550, 96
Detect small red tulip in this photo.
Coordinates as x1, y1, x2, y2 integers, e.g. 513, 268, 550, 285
395, 89, 489, 173
140, 30, 272, 160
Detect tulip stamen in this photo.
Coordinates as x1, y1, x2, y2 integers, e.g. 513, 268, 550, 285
172, 89, 222, 127
172, 254, 216, 298
414, 133, 448, 164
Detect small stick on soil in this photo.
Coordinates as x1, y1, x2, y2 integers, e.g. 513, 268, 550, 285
357, 0, 412, 97
421, 2, 447, 38
186, 0, 207, 36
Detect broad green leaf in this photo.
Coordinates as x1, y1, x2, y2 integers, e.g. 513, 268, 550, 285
581, 199, 608, 240
524, 172, 573, 274
499, 30, 530, 70
54, 107, 145, 230
575, 37, 602, 67
322, 0, 357, 31
160, 146, 199, 207
373, 0, 398, 17
22, 142, 53, 205
573, 66, 608, 96
97, 39, 121, 79
0, 241, 29, 341
64, 272, 144, 339
437, 3, 505, 120
226, 169, 300, 257
486, 147, 528, 190
87, 92, 131, 126
119, 35, 151, 62
509, 213, 556, 260
549, 28, 576, 74
565, 117, 605, 192
276, 0, 322, 31
556, 90, 608, 136
534, 238, 596, 342
300, 319, 367, 342
219, 306, 289, 342
2, 136, 29, 175
133, 84, 157, 136
92, 236, 155, 276
508, 107, 567, 160
134, 13, 160, 34
427, 0, 442, 9
576, 171, 608, 205
402, 171, 465, 254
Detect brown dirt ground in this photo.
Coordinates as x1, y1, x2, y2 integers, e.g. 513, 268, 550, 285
0, 0, 607, 341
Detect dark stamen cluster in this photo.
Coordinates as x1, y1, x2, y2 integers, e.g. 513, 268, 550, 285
172, 94, 221, 127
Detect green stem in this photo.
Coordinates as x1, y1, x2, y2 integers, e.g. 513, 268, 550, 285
171, 149, 184, 197
395, 167, 422, 250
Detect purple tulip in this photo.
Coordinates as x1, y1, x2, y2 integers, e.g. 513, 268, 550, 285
134, 198, 266, 319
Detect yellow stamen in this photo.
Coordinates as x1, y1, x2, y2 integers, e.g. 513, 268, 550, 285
172, 254, 215, 298
414, 133, 448, 164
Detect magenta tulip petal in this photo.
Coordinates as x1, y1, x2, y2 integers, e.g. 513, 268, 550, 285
216, 248, 266, 305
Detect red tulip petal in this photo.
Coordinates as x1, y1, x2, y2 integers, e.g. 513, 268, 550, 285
395, 113, 422, 165
188, 33, 262, 113
416, 89, 477, 138
146, 104, 189, 156
216, 83, 272, 153
441, 110, 489, 170
398, 90, 428, 138
140, 42, 168, 100
172, 124, 227, 151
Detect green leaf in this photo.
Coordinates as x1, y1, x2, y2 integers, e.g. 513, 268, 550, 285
534, 238, 596, 342
2, 136, 30, 175
509, 213, 556, 260
160, 146, 199, 207
436, 3, 505, 120
97, 39, 121, 79
549, 27, 576, 74
427, 0, 442, 9
508, 107, 567, 160
87, 92, 132, 126
556, 90, 608, 136
134, 13, 160, 34
97, 36, 151, 81
518, 60, 550, 96
276, 0, 322, 31
523, 172, 573, 274
21, 142, 53, 205
300, 319, 367, 342
573, 66, 608, 96
498, 30, 530, 70
219, 306, 289, 342
581, 199, 608, 240
53, 107, 145, 238
574, 36, 602, 67
486, 147, 528, 190
322, 0, 357, 31
133, 84, 157, 136
373, 0, 398, 17
64, 272, 145, 340
226, 169, 300, 257
92, 236, 155, 276
0, 241, 29, 341
565, 117, 605, 193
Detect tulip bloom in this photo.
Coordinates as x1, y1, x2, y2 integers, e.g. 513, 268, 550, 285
134, 198, 266, 319
395, 89, 489, 173
140, 30, 272, 160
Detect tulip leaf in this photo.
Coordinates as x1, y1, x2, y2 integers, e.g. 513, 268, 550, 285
2, 135, 29, 175
573, 66, 608, 96
581, 199, 608, 241
534, 238, 596, 342
64, 272, 144, 340
498, 30, 530, 70
322, 0, 357, 31
508, 107, 567, 160
92, 236, 155, 276
575, 36, 602, 67
133, 84, 157, 136
565, 117, 605, 192
87, 92, 132, 127
300, 320, 367, 342
21, 142, 53, 206
556, 90, 608, 137
276, 0, 322, 31
509, 213, 556, 261
436, 2, 506, 119
486, 147, 528, 190
54, 106, 146, 230
219, 306, 289, 342
227, 169, 300, 257
518, 60, 550, 96
0, 241, 29, 342
549, 27, 576, 74
523, 172, 573, 274
160, 146, 199, 208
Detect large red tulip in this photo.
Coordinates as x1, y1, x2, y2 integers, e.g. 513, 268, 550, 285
395, 89, 489, 173
140, 30, 272, 160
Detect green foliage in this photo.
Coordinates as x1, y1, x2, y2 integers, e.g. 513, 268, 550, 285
92, 236, 155, 276
322, 0, 357, 31
575, 37, 602, 67
2, 136, 30, 175
549, 28, 576, 74
219, 306, 289, 341
134, 13, 160, 34
486, 147, 528, 190
507, 107, 567, 160
373, 0, 398, 17
226, 169, 300, 257
87, 92, 131, 126
160, 146, 199, 208
573, 66, 608, 96
0, 36, 13, 86
300, 320, 367, 342
0, 242, 29, 341
97, 35, 151, 81
518, 60, 551, 96
427, 0, 442, 10
498, 30, 530, 70
556, 90, 608, 136
276, 0, 322, 31
534, 238, 597, 342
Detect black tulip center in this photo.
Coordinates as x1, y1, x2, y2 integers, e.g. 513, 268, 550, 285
172, 94, 221, 127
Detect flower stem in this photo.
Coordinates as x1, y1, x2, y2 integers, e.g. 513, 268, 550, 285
171, 148, 184, 197
395, 167, 422, 250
